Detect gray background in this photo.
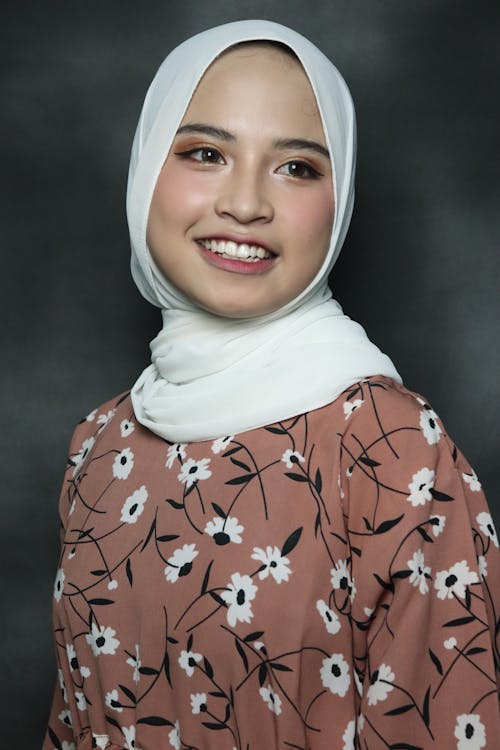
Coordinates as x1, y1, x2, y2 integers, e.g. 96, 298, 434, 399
1, 1, 499, 746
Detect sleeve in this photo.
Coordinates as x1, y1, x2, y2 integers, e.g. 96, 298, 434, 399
339, 380, 500, 749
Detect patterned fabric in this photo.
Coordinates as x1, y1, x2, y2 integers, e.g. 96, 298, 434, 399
43, 376, 500, 750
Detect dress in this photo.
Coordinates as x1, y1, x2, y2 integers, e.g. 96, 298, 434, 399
43, 376, 500, 750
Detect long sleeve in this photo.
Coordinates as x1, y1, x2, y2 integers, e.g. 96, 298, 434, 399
339, 380, 500, 748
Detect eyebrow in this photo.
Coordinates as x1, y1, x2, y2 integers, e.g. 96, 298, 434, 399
176, 123, 330, 160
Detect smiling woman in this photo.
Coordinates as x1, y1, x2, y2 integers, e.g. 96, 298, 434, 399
43, 20, 500, 750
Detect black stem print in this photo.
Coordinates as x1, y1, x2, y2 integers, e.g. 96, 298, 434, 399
432, 626, 489, 698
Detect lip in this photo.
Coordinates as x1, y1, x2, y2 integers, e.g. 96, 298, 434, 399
195, 241, 276, 275
195, 233, 277, 256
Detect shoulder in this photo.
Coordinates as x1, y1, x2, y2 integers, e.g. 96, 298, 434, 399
65, 390, 132, 459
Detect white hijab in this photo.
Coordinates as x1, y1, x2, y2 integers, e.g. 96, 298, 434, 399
127, 19, 401, 442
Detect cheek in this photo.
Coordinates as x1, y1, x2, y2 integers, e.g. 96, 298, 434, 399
152, 167, 213, 226
285, 189, 335, 249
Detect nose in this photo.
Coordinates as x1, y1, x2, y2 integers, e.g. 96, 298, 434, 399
214, 163, 274, 225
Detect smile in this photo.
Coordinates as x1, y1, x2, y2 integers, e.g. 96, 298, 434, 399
198, 238, 273, 263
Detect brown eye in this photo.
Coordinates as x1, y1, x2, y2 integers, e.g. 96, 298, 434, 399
175, 146, 225, 164
280, 161, 321, 179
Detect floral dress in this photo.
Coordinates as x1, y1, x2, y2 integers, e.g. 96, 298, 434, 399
43, 376, 500, 750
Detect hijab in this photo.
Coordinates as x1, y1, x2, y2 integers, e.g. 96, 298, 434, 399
127, 19, 401, 442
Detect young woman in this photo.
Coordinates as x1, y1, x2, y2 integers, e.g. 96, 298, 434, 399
43, 20, 500, 750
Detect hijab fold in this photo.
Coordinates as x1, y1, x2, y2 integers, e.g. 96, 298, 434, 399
127, 20, 401, 443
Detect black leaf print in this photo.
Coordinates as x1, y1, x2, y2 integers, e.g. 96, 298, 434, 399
258, 663, 268, 686
429, 649, 443, 675
211, 503, 227, 519
47, 727, 62, 750
314, 468, 322, 493
88, 598, 114, 605
106, 714, 122, 729
422, 686, 431, 727
210, 591, 227, 606
465, 587, 472, 610
452, 444, 458, 462
141, 518, 157, 550
157, 534, 180, 542
235, 638, 249, 672
416, 527, 433, 543
166, 498, 184, 510
139, 666, 159, 675
126, 557, 133, 586
119, 684, 137, 704
265, 425, 288, 434
244, 631, 264, 642
351, 545, 362, 557
392, 570, 412, 579
281, 527, 303, 556
374, 515, 404, 534
226, 473, 256, 485
443, 616, 475, 627
384, 704, 415, 716
314, 512, 320, 537
204, 656, 214, 679
137, 716, 174, 726
224, 703, 231, 723
359, 455, 381, 467
429, 488, 454, 502
363, 516, 372, 531
284, 472, 309, 483
465, 647, 487, 656
167, 636, 178, 644
373, 573, 395, 592
346, 386, 361, 399
201, 560, 213, 594
116, 392, 130, 406
222, 446, 242, 457
230, 456, 251, 472
163, 653, 172, 688
202, 722, 227, 730
270, 662, 293, 672
389, 745, 423, 750
209, 690, 226, 697
187, 633, 193, 651
91, 569, 107, 576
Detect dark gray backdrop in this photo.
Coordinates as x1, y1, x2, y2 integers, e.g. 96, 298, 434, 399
1, 1, 499, 746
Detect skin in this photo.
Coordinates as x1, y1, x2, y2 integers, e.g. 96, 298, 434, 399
146, 44, 335, 318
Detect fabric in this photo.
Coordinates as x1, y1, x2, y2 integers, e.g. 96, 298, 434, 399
126, 19, 401, 442
43, 377, 500, 750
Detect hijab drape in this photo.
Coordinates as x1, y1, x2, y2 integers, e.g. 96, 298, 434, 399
127, 19, 401, 442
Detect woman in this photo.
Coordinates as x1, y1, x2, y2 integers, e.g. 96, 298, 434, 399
43, 20, 500, 750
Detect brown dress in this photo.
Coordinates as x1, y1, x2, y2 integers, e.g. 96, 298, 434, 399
43, 376, 500, 750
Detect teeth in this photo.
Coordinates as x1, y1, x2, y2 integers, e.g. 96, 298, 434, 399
200, 239, 272, 261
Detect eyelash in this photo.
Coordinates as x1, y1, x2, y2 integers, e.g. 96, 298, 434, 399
174, 147, 323, 180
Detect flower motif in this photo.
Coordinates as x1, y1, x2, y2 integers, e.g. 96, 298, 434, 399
54, 568, 65, 602
463, 470, 481, 492
320, 653, 350, 697
80, 666, 91, 679
113, 447, 134, 480
204, 515, 244, 545
97, 409, 116, 431
93, 735, 109, 750
316, 599, 341, 634
419, 407, 442, 445
454, 713, 486, 750
407, 467, 435, 506
61, 743, 76, 750
74, 691, 87, 711
190, 692, 207, 714
343, 399, 364, 420
66, 644, 79, 671
85, 623, 120, 656
105, 688, 123, 712
281, 449, 305, 469
178, 649, 202, 677
71, 436, 95, 477
107, 579, 118, 591
338, 474, 345, 499
211, 435, 235, 454
58, 669, 68, 703
122, 726, 138, 750
259, 684, 282, 715
86, 408, 97, 422
169, 719, 181, 750
120, 485, 148, 524
353, 667, 364, 697
478, 555, 487, 578
126, 644, 141, 683
178, 457, 212, 488
429, 514, 446, 537
434, 560, 479, 600
221, 573, 258, 626
444, 637, 457, 650
165, 544, 199, 583
120, 419, 135, 438
58, 709, 72, 727
166, 443, 187, 469
330, 560, 356, 601
476, 512, 499, 548
342, 719, 356, 750
407, 549, 431, 594
366, 663, 395, 705
251, 546, 291, 583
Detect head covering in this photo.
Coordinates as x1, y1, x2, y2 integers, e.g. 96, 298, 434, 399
127, 19, 401, 442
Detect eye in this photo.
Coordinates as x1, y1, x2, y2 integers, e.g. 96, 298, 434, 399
175, 146, 225, 164
278, 160, 322, 180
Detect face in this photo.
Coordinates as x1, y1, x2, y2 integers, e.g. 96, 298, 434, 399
147, 44, 335, 318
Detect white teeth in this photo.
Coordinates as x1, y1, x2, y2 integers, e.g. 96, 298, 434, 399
199, 239, 272, 261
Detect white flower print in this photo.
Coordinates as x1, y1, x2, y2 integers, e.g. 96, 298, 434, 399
68, 498, 76, 517
112, 447, 134, 480
190, 692, 208, 714
330, 560, 356, 601
419, 407, 442, 445
61, 743, 76, 750
122, 726, 139, 750
54, 568, 65, 602
58, 669, 68, 703
66, 644, 79, 671
463, 469, 481, 492
71, 436, 95, 477
259, 684, 282, 715
251, 546, 291, 583
120, 419, 135, 438
120, 485, 148, 524
74, 691, 87, 711
211, 435, 234, 454
165, 543, 199, 583
178, 649, 202, 677
97, 408, 116, 431
338, 473, 345, 499
478, 555, 487, 578
126, 644, 141, 683
407, 549, 431, 594
342, 719, 356, 750
86, 408, 97, 422
107, 579, 118, 591
105, 688, 123, 712
407, 467, 435, 506
320, 653, 351, 697
454, 713, 486, 750
281, 449, 305, 469
367, 663, 395, 705
316, 599, 341, 634
429, 514, 446, 537
93, 736, 109, 750
58, 709, 72, 727
166, 443, 187, 469
204, 515, 244, 545
85, 623, 120, 656
80, 666, 91, 679
169, 719, 181, 750
343, 398, 364, 419
444, 637, 457, 650
221, 573, 258, 626
353, 667, 364, 697
357, 714, 365, 734
434, 560, 479, 600
476, 512, 499, 547
178, 457, 212, 488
